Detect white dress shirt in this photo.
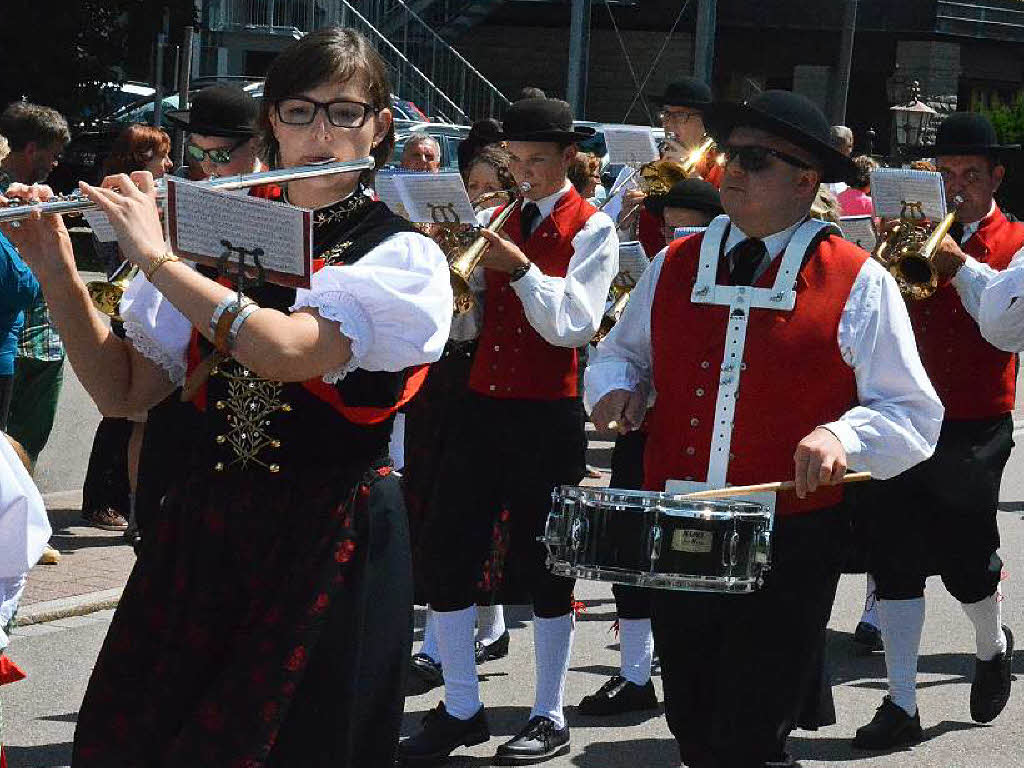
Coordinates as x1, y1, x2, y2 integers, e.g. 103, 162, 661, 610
979, 245, 1024, 351
121, 231, 453, 385
585, 222, 944, 481
476, 180, 619, 348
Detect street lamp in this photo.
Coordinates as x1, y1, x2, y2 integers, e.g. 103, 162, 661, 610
890, 80, 937, 150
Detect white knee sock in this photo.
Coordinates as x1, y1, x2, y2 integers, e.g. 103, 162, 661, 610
420, 607, 440, 663
860, 573, 879, 629
961, 589, 1006, 661
476, 604, 506, 645
531, 613, 575, 729
436, 606, 480, 720
877, 598, 926, 716
618, 617, 654, 685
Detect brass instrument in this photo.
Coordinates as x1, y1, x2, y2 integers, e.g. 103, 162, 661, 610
88, 261, 138, 318
0, 157, 377, 223
592, 276, 636, 344
680, 135, 717, 177
448, 186, 528, 315
872, 195, 964, 301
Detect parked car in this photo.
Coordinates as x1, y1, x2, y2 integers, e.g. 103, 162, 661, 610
50, 79, 429, 192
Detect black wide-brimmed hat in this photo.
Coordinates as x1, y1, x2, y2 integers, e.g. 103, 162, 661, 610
706, 90, 858, 183
645, 178, 723, 217
166, 84, 258, 138
498, 98, 596, 143
646, 77, 713, 109
913, 111, 1020, 157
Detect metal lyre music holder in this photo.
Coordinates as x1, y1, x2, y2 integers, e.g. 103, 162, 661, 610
218, 239, 266, 300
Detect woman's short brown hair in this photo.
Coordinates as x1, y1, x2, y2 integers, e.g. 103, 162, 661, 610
567, 151, 601, 195
103, 124, 171, 175
462, 145, 515, 193
257, 27, 394, 183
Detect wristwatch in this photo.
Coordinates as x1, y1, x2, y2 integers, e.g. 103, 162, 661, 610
509, 261, 532, 283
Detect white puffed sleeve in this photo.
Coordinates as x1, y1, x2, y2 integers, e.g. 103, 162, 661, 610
291, 231, 453, 382
119, 270, 193, 386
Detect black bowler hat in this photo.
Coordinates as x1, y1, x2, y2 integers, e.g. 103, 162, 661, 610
646, 77, 713, 109
644, 178, 723, 218
498, 98, 596, 143
914, 111, 1020, 158
166, 85, 258, 138
706, 90, 858, 183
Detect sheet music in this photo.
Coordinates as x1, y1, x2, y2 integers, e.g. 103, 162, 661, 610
166, 178, 312, 288
603, 126, 659, 165
839, 215, 877, 251
602, 165, 641, 223
869, 168, 947, 221
390, 171, 477, 224
618, 241, 650, 283
82, 209, 118, 243
373, 173, 411, 219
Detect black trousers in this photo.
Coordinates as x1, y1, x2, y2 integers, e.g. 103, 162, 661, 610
651, 507, 845, 768
0, 373, 12, 432
866, 415, 1011, 604
608, 430, 653, 619
420, 394, 586, 617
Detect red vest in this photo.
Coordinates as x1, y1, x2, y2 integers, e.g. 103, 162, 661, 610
468, 187, 598, 400
638, 208, 666, 259
645, 231, 866, 516
906, 206, 1024, 421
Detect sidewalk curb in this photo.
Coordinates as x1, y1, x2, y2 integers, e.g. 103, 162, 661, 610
17, 588, 122, 627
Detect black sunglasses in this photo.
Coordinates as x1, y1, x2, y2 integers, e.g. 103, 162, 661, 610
721, 144, 814, 173
186, 137, 249, 165
275, 97, 377, 129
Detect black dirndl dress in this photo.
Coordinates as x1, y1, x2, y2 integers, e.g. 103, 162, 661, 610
72, 197, 427, 768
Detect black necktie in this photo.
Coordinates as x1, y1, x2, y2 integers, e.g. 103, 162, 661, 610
520, 202, 541, 242
729, 238, 767, 286
948, 221, 965, 247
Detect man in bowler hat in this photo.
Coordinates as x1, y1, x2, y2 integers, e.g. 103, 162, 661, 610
166, 84, 262, 180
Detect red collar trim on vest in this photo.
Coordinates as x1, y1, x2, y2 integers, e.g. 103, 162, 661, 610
970, 205, 1009, 257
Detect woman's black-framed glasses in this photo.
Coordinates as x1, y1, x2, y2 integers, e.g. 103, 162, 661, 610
275, 98, 377, 129
185, 137, 249, 165
721, 144, 814, 173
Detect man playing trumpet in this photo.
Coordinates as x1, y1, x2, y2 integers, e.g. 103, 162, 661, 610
587, 90, 941, 768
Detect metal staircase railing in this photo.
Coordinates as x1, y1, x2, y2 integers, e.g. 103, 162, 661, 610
337, 0, 510, 122
209, 0, 343, 33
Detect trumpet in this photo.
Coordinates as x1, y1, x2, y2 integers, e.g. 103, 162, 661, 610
0, 157, 377, 223
680, 136, 717, 177
592, 277, 635, 344
872, 195, 964, 301
448, 182, 531, 314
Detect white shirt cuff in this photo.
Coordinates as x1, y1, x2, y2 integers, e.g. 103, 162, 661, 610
509, 263, 543, 295
820, 419, 864, 464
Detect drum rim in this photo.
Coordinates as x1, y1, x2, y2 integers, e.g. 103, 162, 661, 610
554, 484, 768, 514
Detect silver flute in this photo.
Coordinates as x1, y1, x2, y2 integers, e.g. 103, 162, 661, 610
0, 156, 376, 223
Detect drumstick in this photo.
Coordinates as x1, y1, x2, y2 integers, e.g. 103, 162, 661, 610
679, 472, 872, 500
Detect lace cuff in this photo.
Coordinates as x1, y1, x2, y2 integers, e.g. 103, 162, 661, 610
290, 291, 373, 384
124, 320, 187, 385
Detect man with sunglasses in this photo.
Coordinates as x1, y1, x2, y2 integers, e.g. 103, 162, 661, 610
166, 84, 262, 181
853, 112, 1023, 751
587, 90, 942, 768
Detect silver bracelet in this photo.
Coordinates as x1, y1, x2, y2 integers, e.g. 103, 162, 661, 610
209, 295, 246, 337
226, 303, 262, 351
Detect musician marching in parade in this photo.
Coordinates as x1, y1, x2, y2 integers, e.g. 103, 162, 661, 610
400, 97, 618, 764
854, 111, 1022, 750
587, 90, 943, 768
1, 28, 453, 767
579, 178, 724, 718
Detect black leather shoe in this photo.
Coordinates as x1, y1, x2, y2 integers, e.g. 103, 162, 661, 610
853, 621, 884, 652
852, 696, 923, 750
406, 653, 444, 696
578, 674, 658, 716
971, 625, 1014, 723
475, 629, 510, 664
763, 753, 802, 768
494, 716, 570, 764
399, 702, 490, 763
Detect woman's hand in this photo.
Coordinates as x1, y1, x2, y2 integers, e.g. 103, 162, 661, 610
0, 183, 75, 279
79, 172, 166, 271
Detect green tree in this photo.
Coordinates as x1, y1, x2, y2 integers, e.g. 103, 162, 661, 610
0, 0, 197, 125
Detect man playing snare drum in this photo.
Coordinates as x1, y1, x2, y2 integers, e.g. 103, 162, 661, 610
586, 90, 942, 768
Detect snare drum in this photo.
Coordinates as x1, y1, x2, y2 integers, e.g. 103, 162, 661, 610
543, 486, 773, 593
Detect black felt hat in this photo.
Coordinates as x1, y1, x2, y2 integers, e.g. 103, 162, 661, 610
646, 77, 713, 109
915, 111, 1020, 157
706, 90, 858, 183
165, 84, 258, 138
644, 178, 723, 217
498, 98, 596, 143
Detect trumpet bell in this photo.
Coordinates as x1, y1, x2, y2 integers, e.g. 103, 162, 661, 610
87, 280, 128, 318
